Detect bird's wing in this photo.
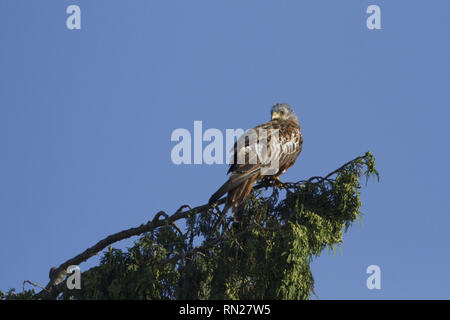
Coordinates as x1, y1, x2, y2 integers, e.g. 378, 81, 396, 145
228, 121, 277, 175
209, 120, 302, 205
228, 120, 302, 175
209, 121, 275, 204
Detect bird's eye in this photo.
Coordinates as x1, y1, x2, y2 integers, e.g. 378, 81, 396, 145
280, 110, 285, 115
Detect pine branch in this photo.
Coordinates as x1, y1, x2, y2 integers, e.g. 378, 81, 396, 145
36, 202, 225, 299
33, 153, 369, 299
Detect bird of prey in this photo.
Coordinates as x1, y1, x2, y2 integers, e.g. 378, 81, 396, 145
209, 103, 303, 216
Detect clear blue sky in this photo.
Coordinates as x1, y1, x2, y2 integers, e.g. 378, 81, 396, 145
1, 0, 449, 299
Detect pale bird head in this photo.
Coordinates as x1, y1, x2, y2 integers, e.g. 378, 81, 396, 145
270, 103, 298, 123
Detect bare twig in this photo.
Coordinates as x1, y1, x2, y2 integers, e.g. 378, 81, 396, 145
23, 280, 48, 293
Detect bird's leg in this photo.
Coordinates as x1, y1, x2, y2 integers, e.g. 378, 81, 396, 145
272, 176, 285, 188
260, 176, 285, 189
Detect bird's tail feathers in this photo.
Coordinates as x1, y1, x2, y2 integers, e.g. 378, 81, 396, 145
227, 175, 257, 221
208, 169, 258, 205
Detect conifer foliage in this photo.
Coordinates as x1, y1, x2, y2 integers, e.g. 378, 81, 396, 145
1, 152, 378, 300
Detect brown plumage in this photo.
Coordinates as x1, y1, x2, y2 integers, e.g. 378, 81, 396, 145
209, 103, 303, 217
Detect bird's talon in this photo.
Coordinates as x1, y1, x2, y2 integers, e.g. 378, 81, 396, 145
272, 177, 285, 188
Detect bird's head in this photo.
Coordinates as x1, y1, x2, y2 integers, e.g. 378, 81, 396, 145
270, 103, 298, 123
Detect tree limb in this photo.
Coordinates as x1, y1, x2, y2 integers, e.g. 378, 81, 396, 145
34, 153, 366, 299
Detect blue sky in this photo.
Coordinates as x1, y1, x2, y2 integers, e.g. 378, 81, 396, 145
0, 0, 449, 299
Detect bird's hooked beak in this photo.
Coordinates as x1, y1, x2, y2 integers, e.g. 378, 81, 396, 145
271, 111, 281, 120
